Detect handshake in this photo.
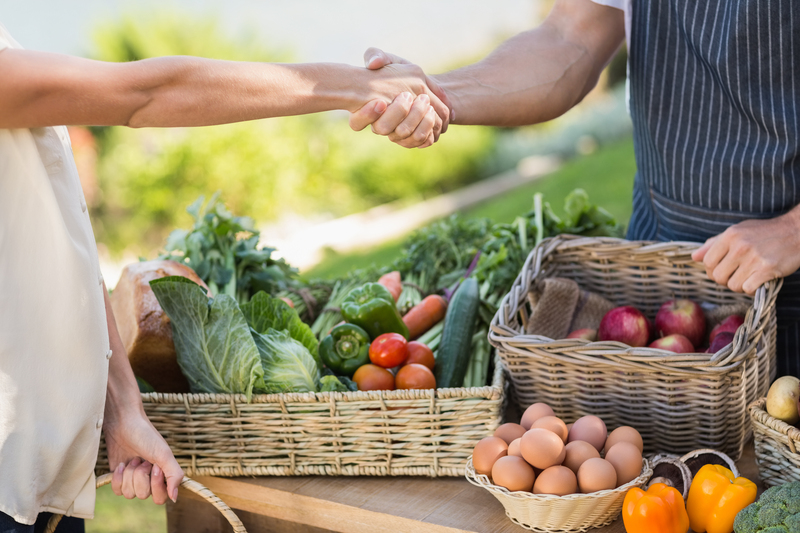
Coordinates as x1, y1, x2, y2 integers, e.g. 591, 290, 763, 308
348, 47, 453, 149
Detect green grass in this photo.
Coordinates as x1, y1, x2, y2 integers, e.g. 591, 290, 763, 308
305, 136, 636, 280
86, 485, 166, 533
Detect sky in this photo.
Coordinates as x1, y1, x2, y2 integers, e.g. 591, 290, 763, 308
0, 0, 540, 70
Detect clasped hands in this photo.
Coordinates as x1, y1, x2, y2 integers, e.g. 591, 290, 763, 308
348, 47, 450, 149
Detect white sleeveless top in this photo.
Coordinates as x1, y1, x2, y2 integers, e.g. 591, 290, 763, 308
0, 23, 110, 525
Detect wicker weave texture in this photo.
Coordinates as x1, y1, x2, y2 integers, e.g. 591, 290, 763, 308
749, 398, 800, 488
97, 357, 505, 477
490, 236, 781, 459
465, 457, 652, 532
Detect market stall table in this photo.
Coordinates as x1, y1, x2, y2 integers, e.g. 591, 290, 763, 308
166, 442, 763, 532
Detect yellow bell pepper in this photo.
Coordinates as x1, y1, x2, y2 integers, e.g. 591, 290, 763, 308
622, 483, 690, 533
686, 464, 757, 533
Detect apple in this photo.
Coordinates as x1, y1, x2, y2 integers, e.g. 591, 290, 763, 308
655, 299, 706, 348
766, 376, 800, 424
706, 331, 735, 353
709, 315, 745, 344
567, 328, 597, 341
649, 334, 695, 353
598, 306, 650, 347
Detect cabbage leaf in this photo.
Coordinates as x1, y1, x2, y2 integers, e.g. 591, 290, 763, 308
252, 329, 320, 393
150, 276, 264, 400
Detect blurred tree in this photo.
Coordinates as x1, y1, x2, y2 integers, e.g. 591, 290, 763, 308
89, 11, 496, 256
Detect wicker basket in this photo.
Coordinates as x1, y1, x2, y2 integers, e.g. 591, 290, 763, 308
96, 357, 504, 477
465, 457, 652, 532
749, 397, 800, 487
489, 235, 781, 459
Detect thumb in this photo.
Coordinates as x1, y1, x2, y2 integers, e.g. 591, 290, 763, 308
155, 449, 184, 503
363, 47, 410, 69
349, 99, 388, 132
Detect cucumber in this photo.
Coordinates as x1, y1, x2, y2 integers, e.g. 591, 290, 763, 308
435, 277, 480, 388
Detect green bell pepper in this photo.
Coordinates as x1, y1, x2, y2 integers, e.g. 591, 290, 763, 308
319, 324, 371, 377
341, 283, 410, 340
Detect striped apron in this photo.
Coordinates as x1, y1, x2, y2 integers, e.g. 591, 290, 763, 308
627, 0, 800, 375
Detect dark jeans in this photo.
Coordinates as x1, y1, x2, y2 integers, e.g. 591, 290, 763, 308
0, 512, 84, 533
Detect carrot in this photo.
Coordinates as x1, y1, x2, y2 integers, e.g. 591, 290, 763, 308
403, 295, 448, 340
378, 271, 403, 302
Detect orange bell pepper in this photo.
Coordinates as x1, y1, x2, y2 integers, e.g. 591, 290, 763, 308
622, 483, 690, 533
686, 464, 757, 533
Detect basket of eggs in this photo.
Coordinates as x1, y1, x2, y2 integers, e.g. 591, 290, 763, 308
466, 403, 652, 532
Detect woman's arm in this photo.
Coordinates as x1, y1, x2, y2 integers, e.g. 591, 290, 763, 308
101, 283, 184, 504
0, 49, 449, 145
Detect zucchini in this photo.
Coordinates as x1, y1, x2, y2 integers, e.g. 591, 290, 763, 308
435, 277, 480, 388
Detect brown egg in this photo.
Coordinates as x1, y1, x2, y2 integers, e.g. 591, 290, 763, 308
577, 458, 617, 493
568, 415, 608, 451
508, 438, 523, 458
491, 455, 536, 492
604, 426, 644, 454
604, 442, 643, 486
562, 440, 601, 474
520, 403, 555, 430
494, 423, 527, 445
473, 436, 508, 476
532, 416, 569, 443
520, 428, 566, 469
533, 466, 578, 496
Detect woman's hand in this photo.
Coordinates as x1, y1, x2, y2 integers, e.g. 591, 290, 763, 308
692, 208, 800, 294
104, 407, 184, 504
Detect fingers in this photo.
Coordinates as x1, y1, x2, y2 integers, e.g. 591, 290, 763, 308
387, 95, 432, 142
349, 100, 387, 132
111, 462, 125, 496
150, 463, 169, 505
121, 457, 142, 499
742, 270, 773, 295
133, 460, 153, 500
371, 92, 415, 136
161, 456, 184, 504
700, 237, 729, 279
393, 106, 438, 149
691, 237, 715, 262
711, 253, 740, 287
423, 77, 453, 133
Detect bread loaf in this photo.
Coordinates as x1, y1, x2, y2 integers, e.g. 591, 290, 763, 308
110, 260, 209, 393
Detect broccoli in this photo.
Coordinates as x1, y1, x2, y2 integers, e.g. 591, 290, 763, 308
734, 482, 800, 533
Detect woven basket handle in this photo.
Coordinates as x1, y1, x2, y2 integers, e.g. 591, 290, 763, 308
44, 473, 246, 533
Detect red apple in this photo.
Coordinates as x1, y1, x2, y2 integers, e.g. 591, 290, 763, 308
655, 299, 706, 348
566, 328, 597, 341
649, 334, 695, 353
707, 331, 735, 353
709, 315, 745, 344
598, 306, 650, 347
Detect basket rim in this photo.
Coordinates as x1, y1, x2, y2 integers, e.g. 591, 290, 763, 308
748, 397, 800, 442
489, 235, 782, 373
141, 355, 505, 404
465, 456, 653, 502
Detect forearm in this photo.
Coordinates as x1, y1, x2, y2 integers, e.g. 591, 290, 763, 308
432, 0, 624, 127
103, 284, 144, 421
0, 50, 386, 129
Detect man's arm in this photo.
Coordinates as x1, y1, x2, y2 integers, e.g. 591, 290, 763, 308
0, 49, 449, 146
692, 207, 800, 295
356, 0, 624, 136
101, 284, 184, 504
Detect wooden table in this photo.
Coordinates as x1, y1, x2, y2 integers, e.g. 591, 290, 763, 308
166, 443, 763, 533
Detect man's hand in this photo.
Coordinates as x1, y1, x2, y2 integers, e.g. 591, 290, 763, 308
691, 209, 800, 295
349, 48, 452, 148
106, 408, 184, 505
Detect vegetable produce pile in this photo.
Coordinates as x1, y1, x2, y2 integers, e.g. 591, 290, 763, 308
140, 188, 623, 396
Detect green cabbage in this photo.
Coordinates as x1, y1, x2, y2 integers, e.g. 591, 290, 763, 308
252, 329, 319, 393
150, 276, 264, 400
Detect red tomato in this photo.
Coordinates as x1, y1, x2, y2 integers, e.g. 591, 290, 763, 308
395, 363, 436, 390
353, 364, 395, 391
405, 342, 435, 370
369, 333, 408, 368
